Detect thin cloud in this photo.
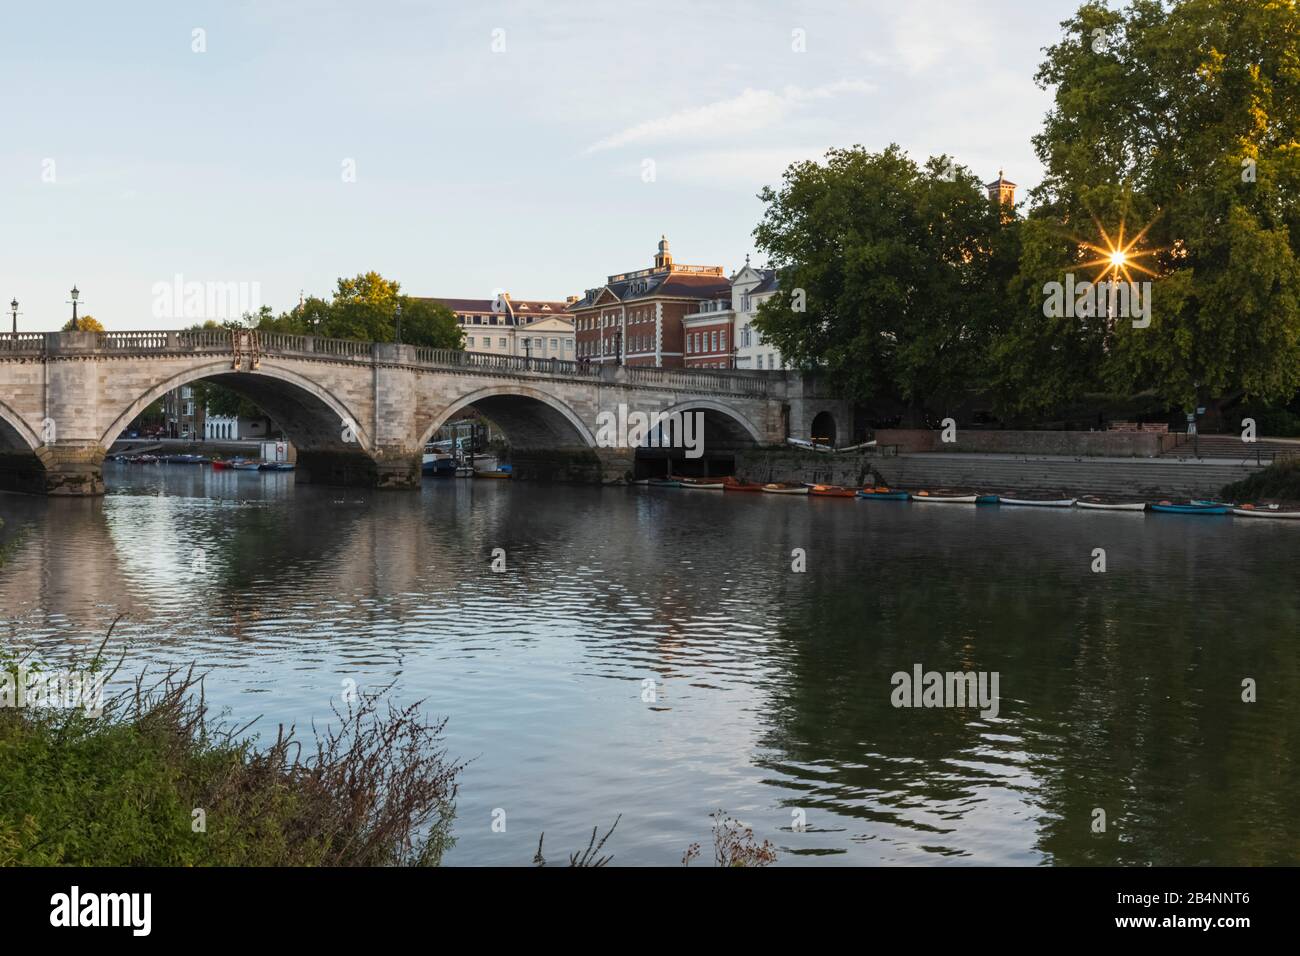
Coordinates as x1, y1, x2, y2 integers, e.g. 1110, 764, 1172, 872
583, 80, 874, 154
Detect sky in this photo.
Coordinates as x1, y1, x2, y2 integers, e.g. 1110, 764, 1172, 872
1, 0, 1089, 331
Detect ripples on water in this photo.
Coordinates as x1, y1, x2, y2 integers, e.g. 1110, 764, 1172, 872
1, 463, 1298, 865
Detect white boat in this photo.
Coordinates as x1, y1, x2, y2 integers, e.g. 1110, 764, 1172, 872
911, 492, 978, 504
762, 483, 810, 495
1077, 498, 1147, 511
677, 480, 725, 490
998, 497, 1077, 508
1232, 505, 1300, 520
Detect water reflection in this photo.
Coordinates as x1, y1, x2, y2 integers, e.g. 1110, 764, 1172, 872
1, 464, 1297, 865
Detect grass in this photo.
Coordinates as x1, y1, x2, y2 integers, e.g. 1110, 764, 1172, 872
1221, 457, 1300, 503
0, 633, 462, 866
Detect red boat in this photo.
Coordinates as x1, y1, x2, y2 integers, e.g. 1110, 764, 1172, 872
720, 476, 764, 492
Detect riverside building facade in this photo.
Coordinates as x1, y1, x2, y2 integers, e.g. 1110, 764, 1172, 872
570, 236, 731, 368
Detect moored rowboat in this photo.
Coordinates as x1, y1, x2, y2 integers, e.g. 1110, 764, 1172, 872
674, 477, 725, 490
997, 496, 1077, 508
807, 484, 857, 497
1077, 497, 1147, 511
1232, 505, 1300, 519
856, 487, 910, 501
912, 491, 978, 504
1150, 501, 1228, 515
762, 482, 809, 495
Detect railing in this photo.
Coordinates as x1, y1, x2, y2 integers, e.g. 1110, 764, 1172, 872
0, 332, 47, 352
1, 329, 781, 396
410, 347, 602, 378
621, 364, 775, 396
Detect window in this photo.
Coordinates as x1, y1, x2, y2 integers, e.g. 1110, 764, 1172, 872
720, 330, 726, 351
769, 354, 776, 368
712, 331, 718, 352
467, 336, 475, 347
564, 339, 573, 350
757, 354, 764, 369
550, 338, 558, 350
741, 294, 751, 312
499, 338, 507, 348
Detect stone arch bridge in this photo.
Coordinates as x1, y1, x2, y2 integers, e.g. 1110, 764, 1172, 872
0, 330, 850, 496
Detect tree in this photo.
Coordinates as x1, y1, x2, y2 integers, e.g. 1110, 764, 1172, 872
997, 0, 1300, 416
254, 273, 462, 350
62, 314, 104, 332
752, 145, 1018, 421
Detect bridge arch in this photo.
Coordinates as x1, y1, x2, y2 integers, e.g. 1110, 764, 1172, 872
652, 399, 764, 446
0, 397, 41, 452
101, 361, 374, 452
417, 384, 597, 450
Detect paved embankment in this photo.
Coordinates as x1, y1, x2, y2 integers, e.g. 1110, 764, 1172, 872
733, 447, 1268, 498
873, 452, 1266, 498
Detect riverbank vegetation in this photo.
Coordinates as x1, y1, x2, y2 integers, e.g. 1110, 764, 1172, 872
753, 0, 1300, 429
1222, 459, 1300, 504
0, 647, 462, 866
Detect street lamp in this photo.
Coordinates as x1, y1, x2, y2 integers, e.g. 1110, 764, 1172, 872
68, 285, 82, 327
9, 298, 17, 338
394, 301, 402, 344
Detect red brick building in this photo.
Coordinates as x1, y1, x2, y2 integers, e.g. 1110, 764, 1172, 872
570, 237, 730, 367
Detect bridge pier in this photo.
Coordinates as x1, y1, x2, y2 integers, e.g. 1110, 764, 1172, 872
0, 445, 104, 496
508, 446, 630, 483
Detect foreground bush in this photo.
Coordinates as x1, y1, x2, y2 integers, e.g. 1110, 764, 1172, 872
1221, 458, 1300, 503
0, 657, 461, 866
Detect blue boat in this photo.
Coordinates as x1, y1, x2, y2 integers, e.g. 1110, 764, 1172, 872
259, 461, 295, 472
976, 495, 1000, 505
856, 489, 911, 500
1150, 501, 1229, 515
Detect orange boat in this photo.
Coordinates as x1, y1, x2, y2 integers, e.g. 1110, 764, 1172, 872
721, 476, 764, 492
807, 483, 857, 498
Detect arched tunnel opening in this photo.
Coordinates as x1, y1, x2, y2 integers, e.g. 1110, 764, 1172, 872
0, 411, 46, 495
425, 392, 606, 483
632, 407, 760, 480
103, 371, 379, 488
810, 410, 837, 447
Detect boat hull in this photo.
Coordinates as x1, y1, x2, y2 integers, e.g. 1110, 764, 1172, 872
912, 494, 978, 504
997, 497, 1077, 508
762, 484, 809, 495
1150, 503, 1228, 515
856, 490, 911, 501
1077, 500, 1147, 511
1232, 507, 1300, 519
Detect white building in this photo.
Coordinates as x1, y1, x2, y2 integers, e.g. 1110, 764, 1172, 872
420, 293, 577, 360
731, 260, 784, 371
681, 258, 786, 370
204, 414, 273, 441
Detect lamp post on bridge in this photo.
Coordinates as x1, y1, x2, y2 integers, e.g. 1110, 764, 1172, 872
68, 286, 81, 328
9, 298, 17, 339
394, 301, 402, 344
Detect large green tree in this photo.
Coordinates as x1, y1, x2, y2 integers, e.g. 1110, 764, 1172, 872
996, 0, 1300, 416
751, 145, 1018, 421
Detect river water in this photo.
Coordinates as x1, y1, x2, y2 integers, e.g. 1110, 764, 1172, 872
1, 463, 1297, 865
